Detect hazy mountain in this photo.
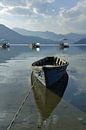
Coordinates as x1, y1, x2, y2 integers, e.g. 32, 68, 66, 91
13, 28, 62, 41
64, 33, 86, 43
0, 24, 56, 44
74, 38, 86, 44
13, 28, 86, 43
0, 24, 85, 44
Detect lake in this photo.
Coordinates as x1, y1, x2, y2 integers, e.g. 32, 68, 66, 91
0, 44, 86, 130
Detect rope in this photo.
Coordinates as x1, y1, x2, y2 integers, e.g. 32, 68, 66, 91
7, 72, 38, 130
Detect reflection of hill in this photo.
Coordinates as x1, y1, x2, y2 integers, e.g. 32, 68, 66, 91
31, 72, 68, 121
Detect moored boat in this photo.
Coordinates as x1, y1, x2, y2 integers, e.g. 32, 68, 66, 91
0, 39, 10, 49
32, 56, 69, 88
59, 42, 69, 49
2, 43, 10, 49
32, 42, 40, 48
59, 38, 69, 49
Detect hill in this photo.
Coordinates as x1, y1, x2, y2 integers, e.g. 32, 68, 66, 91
0, 24, 56, 44
74, 38, 86, 44
13, 28, 61, 41
13, 28, 86, 43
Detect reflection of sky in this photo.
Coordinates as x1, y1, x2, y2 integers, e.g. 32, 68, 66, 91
0, 45, 86, 130
68, 54, 86, 95
63, 49, 86, 112
0, 45, 86, 113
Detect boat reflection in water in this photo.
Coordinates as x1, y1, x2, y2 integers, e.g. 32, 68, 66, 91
29, 43, 40, 52
35, 47, 40, 52
31, 72, 69, 128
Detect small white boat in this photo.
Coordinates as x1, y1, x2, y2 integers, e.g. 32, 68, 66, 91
32, 42, 40, 48
0, 39, 10, 49
2, 43, 10, 49
59, 39, 69, 49
59, 42, 69, 49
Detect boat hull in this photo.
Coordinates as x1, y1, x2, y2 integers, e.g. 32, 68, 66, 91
31, 71, 68, 97
32, 56, 69, 88
43, 65, 67, 88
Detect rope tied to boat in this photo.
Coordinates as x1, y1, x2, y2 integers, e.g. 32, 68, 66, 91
7, 72, 39, 130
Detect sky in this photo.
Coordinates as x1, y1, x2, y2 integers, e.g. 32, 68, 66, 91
0, 0, 86, 34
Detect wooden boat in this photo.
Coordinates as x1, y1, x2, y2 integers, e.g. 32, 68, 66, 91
32, 56, 69, 88
31, 72, 68, 121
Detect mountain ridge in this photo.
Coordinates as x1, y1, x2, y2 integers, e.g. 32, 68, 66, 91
13, 27, 86, 43
74, 38, 86, 44
0, 24, 86, 44
0, 24, 57, 44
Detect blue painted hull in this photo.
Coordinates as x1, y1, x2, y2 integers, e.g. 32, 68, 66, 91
43, 65, 68, 88
32, 56, 69, 88
31, 71, 68, 97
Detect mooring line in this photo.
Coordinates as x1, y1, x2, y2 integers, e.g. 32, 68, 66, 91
7, 73, 38, 130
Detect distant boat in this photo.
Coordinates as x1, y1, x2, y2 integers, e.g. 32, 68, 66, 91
2, 43, 10, 49
32, 56, 69, 88
59, 39, 69, 49
32, 42, 40, 48
0, 39, 10, 49
59, 42, 69, 49
31, 72, 68, 121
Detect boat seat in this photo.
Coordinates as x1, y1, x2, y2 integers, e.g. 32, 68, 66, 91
60, 61, 62, 65
56, 58, 60, 65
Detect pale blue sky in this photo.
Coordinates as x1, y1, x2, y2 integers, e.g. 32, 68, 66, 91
0, 0, 86, 34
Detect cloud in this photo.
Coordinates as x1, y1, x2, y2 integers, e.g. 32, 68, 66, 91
1, 0, 27, 6
0, 0, 55, 7
0, 0, 86, 34
7, 6, 33, 16
0, 0, 56, 16
57, 0, 86, 33
26, 0, 55, 4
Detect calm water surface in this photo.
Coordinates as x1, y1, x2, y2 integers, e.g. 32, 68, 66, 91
0, 44, 86, 130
